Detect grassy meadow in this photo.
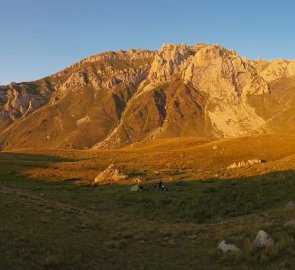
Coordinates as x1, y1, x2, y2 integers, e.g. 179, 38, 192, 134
1, 134, 295, 269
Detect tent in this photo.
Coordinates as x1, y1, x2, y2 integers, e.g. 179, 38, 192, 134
130, 184, 141, 191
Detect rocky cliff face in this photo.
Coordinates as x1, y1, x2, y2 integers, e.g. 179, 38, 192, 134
0, 82, 51, 130
0, 43, 294, 150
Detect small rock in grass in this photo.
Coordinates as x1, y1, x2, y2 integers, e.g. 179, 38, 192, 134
227, 162, 238, 169
217, 240, 240, 253
284, 220, 295, 228
286, 201, 295, 209
238, 161, 246, 167
212, 145, 218, 150
253, 230, 274, 248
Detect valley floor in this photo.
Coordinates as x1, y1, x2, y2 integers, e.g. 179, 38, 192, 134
1, 134, 295, 269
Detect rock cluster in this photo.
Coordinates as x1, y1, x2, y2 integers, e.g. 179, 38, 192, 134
218, 230, 274, 254
227, 159, 263, 169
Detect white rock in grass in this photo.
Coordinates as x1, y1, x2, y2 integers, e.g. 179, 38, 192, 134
238, 161, 246, 167
286, 201, 295, 209
284, 220, 295, 228
253, 230, 274, 247
227, 159, 262, 170
94, 164, 127, 184
227, 162, 238, 169
247, 159, 261, 165
217, 240, 240, 253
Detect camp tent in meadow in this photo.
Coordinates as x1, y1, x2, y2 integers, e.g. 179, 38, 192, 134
130, 185, 141, 191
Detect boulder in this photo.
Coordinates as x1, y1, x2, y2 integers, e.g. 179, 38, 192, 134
253, 230, 274, 248
217, 240, 240, 253
212, 145, 218, 150
94, 164, 128, 184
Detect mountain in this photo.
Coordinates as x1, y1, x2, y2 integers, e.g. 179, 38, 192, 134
0, 43, 294, 150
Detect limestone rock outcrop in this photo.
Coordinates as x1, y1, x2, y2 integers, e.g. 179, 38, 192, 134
0, 82, 50, 125
254, 59, 295, 82
148, 44, 191, 82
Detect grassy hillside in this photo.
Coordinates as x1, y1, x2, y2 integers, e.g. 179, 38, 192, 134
12, 133, 295, 184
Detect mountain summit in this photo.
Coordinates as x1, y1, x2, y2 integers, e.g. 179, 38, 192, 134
0, 43, 294, 150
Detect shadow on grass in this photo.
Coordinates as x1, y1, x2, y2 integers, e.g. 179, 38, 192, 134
1, 151, 295, 223
0, 151, 74, 162
0, 151, 76, 189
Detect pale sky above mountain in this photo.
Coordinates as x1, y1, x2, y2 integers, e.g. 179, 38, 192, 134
1, 0, 295, 85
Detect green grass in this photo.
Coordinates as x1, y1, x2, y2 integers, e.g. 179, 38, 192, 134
113, 171, 295, 223
1, 152, 295, 269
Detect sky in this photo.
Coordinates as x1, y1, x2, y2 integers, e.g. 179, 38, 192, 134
1, 0, 295, 85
